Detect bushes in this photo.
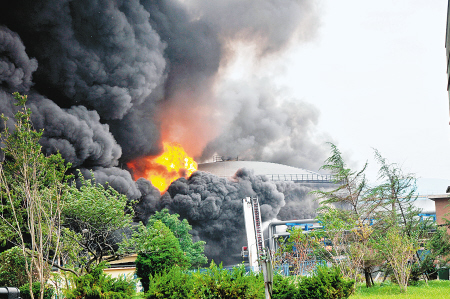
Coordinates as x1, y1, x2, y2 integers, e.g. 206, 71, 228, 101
191, 262, 263, 298
296, 266, 354, 299
0, 247, 53, 299
271, 275, 297, 299
0, 246, 49, 288
146, 262, 263, 299
64, 263, 135, 299
271, 266, 354, 299
19, 282, 54, 299
146, 266, 194, 299
0, 247, 31, 287
144, 263, 353, 299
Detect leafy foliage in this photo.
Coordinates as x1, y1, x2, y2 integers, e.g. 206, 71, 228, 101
274, 227, 320, 276
19, 282, 54, 299
0, 246, 44, 287
271, 274, 297, 299
373, 227, 418, 292
271, 266, 355, 299
190, 262, 263, 299
135, 221, 190, 292
311, 143, 430, 291
64, 262, 135, 299
311, 209, 367, 284
426, 226, 450, 268
63, 172, 134, 274
146, 209, 207, 267
296, 266, 355, 299
145, 262, 263, 299
0, 93, 69, 299
145, 266, 194, 299
311, 142, 370, 215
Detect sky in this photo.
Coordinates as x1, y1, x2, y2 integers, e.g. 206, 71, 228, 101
231, 0, 450, 195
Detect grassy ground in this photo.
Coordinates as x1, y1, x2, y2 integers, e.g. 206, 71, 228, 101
131, 280, 450, 299
351, 280, 450, 298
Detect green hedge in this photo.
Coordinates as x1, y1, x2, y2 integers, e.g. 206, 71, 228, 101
146, 262, 263, 299
145, 263, 354, 299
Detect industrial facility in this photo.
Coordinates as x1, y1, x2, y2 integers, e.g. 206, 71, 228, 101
198, 160, 333, 184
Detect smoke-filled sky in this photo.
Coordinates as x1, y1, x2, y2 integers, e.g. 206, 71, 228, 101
0, 0, 328, 264
1, 0, 448, 262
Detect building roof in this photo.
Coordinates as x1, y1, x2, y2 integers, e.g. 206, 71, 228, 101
429, 194, 450, 201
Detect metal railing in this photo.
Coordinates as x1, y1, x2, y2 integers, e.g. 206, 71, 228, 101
266, 173, 334, 183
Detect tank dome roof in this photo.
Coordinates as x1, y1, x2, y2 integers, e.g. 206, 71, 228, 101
197, 161, 321, 178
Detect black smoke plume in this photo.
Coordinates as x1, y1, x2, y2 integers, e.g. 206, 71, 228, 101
133, 168, 322, 265
0, 0, 329, 263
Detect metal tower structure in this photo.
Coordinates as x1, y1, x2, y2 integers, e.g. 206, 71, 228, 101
242, 197, 273, 298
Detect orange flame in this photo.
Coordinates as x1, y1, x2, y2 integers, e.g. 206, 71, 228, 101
127, 142, 198, 193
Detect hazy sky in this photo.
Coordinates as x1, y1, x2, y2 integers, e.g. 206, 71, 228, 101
241, 0, 450, 193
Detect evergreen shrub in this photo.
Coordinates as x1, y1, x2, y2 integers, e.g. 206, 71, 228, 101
145, 262, 263, 299
64, 263, 135, 299
19, 282, 54, 299
146, 266, 194, 299
271, 274, 297, 299
296, 266, 354, 299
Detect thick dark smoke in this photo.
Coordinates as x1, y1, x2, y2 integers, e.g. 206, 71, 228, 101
0, 0, 329, 263
133, 169, 321, 265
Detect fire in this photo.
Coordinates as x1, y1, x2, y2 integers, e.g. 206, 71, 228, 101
127, 142, 198, 193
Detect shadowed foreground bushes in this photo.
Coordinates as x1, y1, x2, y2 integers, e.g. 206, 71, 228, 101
145, 263, 354, 299
146, 262, 263, 299
272, 266, 354, 299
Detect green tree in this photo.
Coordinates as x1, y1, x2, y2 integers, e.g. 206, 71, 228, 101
374, 227, 417, 292
62, 172, 135, 274
312, 143, 426, 290
371, 150, 425, 236
311, 142, 372, 216
190, 262, 263, 299
147, 209, 207, 267
311, 143, 380, 286
0, 93, 69, 299
371, 150, 431, 285
311, 209, 368, 285
135, 220, 190, 292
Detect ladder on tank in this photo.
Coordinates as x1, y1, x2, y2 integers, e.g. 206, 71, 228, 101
242, 197, 273, 299
252, 198, 264, 255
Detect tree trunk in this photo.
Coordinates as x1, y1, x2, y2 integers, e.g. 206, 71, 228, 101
364, 268, 373, 287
